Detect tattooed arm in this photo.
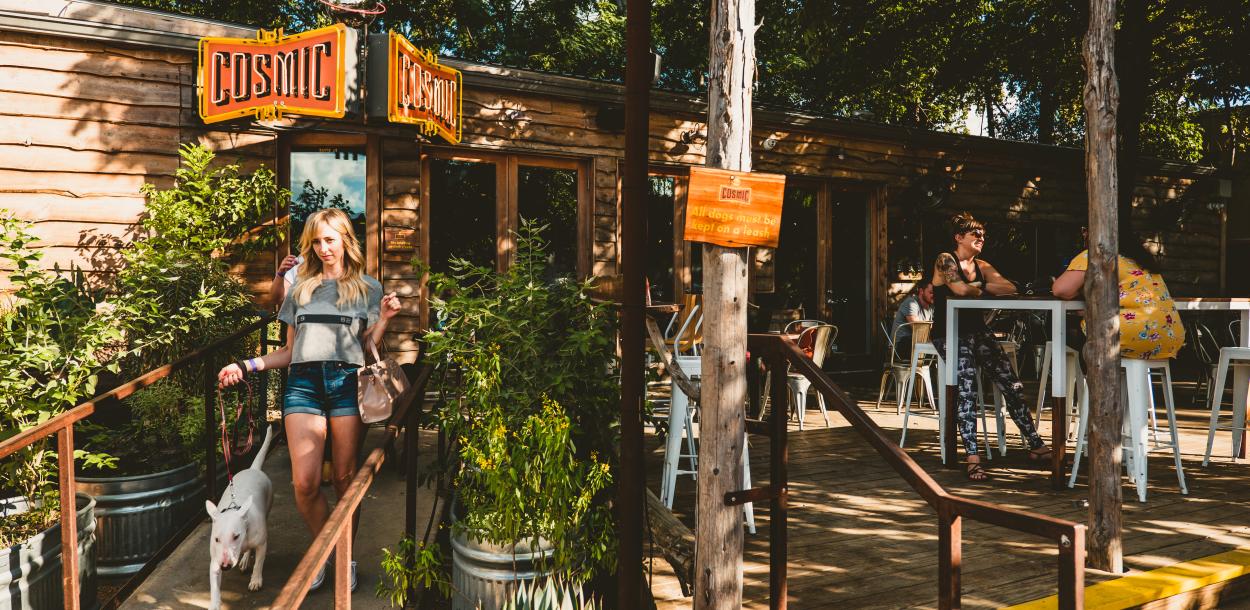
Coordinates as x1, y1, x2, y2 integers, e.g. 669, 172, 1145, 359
934, 252, 982, 297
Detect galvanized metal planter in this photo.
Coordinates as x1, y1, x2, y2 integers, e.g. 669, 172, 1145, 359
0, 494, 99, 610
76, 462, 203, 578
451, 531, 555, 610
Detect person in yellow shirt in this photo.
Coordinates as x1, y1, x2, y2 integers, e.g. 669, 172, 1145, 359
1051, 232, 1185, 360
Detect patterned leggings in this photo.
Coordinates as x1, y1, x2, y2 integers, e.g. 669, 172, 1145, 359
933, 332, 1045, 457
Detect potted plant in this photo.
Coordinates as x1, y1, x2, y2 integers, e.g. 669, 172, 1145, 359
416, 222, 617, 610
0, 215, 117, 610
72, 143, 283, 578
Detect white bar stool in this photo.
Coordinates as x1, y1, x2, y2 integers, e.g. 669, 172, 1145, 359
659, 355, 755, 533
901, 342, 949, 464
1034, 341, 1084, 441
1069, 359, 1187, 502
1202, 346, 1250, 465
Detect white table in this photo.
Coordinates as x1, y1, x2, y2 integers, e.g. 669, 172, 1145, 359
943, 297, 1086, 487
1173, 298, 1250, 458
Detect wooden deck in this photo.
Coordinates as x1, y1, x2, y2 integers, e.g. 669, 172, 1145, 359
645, 382, 1250, 609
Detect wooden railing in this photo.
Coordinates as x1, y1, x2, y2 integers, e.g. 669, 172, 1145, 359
747, 334, 1085, 610
0, 315, 275, 610
273, 359, 436, 608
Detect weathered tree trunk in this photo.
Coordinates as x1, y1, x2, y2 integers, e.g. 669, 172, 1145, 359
695, 0, 754, 606
1082, 0, 1124, 575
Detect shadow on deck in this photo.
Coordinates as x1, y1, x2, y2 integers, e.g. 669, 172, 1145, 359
647, 382, 1250, 609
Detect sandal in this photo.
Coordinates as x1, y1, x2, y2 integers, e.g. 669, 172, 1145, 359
1028, 446, 1054, 462
966, 462, 990, 481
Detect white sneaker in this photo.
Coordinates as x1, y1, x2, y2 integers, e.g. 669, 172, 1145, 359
309, 562, 327, 592
350, 560, 358, 592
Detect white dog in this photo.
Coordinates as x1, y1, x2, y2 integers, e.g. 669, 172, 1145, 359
206, 424, 275, 610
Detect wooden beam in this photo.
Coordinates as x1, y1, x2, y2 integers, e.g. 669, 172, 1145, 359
695, 0, 754, 606
1082, 0, 1124, 575
644, 488, 695, 597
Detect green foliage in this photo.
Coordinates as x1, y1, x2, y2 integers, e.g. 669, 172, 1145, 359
78, 379, 220, 476
0, 144, 279, 545
0, 215, 125, 547
500, 578, 601, 610
376, 536, 452, 607
422, 222, 618, 583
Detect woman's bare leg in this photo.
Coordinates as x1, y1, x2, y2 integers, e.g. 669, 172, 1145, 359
329, 414, 366, 538
285, 413, 330, 534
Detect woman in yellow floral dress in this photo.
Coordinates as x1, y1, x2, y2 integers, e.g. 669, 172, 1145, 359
1052, 234, 1185, 359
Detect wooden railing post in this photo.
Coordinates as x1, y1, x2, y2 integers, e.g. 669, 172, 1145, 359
1059, 526, 1086, 610
405, 391, 420, 605
938, 509, 961, 610
58, 425, 81, 610
767, 349, 790, 610
335, 526, 353, 607
204, 354, 219, 502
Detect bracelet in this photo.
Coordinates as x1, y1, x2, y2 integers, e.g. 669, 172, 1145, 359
236, 360, 251, 374
275, 271, 285, 279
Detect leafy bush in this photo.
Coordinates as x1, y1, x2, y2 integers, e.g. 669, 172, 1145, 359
0, 216, 125, 546
0, 143, 284, 544
423, 222, 619, 583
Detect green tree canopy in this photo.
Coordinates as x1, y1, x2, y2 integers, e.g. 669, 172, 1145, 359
112, 0, 1249, 162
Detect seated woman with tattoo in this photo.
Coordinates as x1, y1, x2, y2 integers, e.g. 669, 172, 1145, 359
930, 212, 1052, 480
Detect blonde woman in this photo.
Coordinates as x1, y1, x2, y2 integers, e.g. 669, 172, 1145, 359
218, 209, 402, 591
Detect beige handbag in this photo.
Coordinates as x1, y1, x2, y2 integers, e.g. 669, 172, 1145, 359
358, 342, 410, 424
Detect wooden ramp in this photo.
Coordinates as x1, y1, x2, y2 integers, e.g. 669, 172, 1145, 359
646, 388, 1250, 609
118, 426, 443, 610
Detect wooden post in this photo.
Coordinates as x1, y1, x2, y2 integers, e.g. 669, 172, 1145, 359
58, 427, 81, 610
767, 350, 790, 610
695, 0, 755, 607
618, 0, 650, 603
937, 509, 961, 610
1082, 0, 1124, 574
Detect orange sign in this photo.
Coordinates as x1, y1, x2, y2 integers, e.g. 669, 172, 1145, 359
384, 31, 462, 144
198, 25, 353, 123
684, 167, 785, 248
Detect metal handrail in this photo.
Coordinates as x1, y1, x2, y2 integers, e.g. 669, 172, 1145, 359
0, 314, 274, 610
750, 333, 1085, 610
274, 360, 436, 608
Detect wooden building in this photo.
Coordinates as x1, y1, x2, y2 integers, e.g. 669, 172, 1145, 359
1, 0, 1239, 365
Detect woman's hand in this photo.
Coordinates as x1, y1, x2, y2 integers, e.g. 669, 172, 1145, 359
277, 254, 300, 276
217, 363, 245, 388
380, 292, 402, 321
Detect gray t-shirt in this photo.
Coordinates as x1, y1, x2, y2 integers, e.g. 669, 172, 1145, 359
890, 293, 933, 349
278, 275, 383, 366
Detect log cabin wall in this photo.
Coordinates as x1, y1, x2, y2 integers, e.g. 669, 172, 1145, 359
0, 1, 1230, 364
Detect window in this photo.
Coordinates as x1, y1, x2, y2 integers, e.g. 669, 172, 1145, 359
422, 151, 590, 277
289, 149, 367, 255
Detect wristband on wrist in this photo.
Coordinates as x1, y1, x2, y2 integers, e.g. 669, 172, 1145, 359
235, 360, 250, 374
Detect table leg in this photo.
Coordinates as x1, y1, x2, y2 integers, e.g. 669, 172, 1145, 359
945, 385, 959, 469
1051, 396, 1068, 490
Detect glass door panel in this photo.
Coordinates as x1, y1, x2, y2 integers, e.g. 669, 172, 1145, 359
776, 185, 820, 317
428, 159, 497, 274
518, 165, 579, 276
828, 190, 870, 353
647, 176, 677, 303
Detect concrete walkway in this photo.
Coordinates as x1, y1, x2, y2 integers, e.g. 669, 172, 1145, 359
121, 425, 443, 610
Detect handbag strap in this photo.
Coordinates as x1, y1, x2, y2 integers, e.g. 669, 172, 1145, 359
368, 340, 383, 365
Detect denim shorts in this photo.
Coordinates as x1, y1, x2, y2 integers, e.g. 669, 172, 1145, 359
283, 361, 360, 418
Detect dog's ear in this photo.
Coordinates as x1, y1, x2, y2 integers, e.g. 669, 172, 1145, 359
238, 495, 254, 515
205, 500, 219, 520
